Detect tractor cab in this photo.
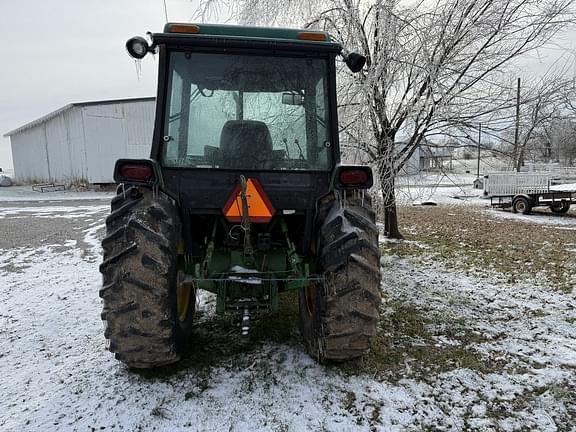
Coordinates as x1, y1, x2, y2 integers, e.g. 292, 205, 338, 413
136, 24, 349, 174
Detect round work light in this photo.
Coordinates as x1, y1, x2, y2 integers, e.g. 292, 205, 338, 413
344, 52, 367, 73
126, 36, 150, 59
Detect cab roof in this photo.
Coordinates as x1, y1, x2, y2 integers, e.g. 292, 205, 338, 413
152, 23, 342, 53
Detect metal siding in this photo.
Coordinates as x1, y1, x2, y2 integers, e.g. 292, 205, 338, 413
124, 101, 155, 158
42, 110, 85, 182
10, 127, 50, 181
65, 108, 89, 181
83, 101, 155, 182
44, 114, 71, 181
83, 105, 127, 183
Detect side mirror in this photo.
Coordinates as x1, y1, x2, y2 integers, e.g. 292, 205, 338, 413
281, 92, 304, 106
344, 52, 367, 73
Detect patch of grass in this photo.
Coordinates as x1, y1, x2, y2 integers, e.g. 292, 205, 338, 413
150, 398, 171, 419
547, 384, 574, 402
413, 346, 485, 371
381, 240, 428, 259
342, 390, 357, 411
527, 309, 548, 318
0, 263, 29, 274
481, 381, 576, 429
389, 303, 427, 338
342, 300, 488, 380
484, 403, 511, 421
250, 291, 300, 343
384, 206, 576, 292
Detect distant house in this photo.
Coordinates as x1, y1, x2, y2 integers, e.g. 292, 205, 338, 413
3, 97, 155, 184
419, 145, 453, 171
397, 139, 454, 174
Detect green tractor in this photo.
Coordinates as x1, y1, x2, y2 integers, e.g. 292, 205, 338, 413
99, 23, 381, 368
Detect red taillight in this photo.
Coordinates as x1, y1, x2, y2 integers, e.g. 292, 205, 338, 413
119, 164, 154, 181
339, 169, 369, 185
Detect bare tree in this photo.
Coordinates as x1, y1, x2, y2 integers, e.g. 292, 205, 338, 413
489, 65, 576, 169
558, 82, 576, 164
514, 73, 571, 170
195, 0, 574, 238
538, 118, 576, 164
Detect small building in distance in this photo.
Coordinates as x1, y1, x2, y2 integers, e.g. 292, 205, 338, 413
419, 145, 453, 171
3, 97, 155, 184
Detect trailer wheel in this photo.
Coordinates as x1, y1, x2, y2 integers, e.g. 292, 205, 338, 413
512, 197, 531, 214
550, 201, 570, 214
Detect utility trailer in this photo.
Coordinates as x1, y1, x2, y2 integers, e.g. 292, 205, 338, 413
484, 172, 576, 214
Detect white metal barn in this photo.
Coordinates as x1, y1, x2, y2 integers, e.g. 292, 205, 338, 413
4, 97, 155, 184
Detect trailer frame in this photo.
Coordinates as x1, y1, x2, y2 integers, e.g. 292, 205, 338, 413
490, 190, 575, 214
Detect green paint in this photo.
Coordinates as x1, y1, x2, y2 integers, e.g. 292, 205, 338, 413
177, 216, 319, 315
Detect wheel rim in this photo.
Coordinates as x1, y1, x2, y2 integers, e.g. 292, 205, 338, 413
516, 201, 526, 212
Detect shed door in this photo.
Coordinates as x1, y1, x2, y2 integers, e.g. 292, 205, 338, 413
84, 110, 127, 183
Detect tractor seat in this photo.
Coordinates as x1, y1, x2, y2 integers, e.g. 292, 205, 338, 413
220, 120, 273, 169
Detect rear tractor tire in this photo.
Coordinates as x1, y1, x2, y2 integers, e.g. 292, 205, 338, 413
299, 191, 381, 361
99, 186, 195, 368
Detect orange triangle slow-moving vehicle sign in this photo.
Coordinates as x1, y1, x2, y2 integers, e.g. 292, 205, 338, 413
223, 178, 276, 223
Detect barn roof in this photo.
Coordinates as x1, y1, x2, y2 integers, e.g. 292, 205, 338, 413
3, 97, 155, 137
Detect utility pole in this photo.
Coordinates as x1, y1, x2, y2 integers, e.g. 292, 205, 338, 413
514, 77, 521, 172
477, 123, 481, 179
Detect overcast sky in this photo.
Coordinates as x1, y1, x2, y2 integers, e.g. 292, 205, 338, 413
0, 1, 573, 173
0, 0, 205, 171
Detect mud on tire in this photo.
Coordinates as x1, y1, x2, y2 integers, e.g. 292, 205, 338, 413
299, 191, 381, 361
99, 186, 192, 368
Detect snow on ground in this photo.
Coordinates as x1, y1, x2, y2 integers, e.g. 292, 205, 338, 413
380, 266, 576, 431
396, 173, 487, 207
0, 198, 575, 431
397, 184, 488, 207
0, 205, 110, 220
487, 209, 576, 228
397, 173, 479, 187
0, 185, 114, 203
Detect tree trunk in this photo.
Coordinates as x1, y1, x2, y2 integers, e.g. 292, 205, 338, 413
515, 147, 525, 172
383, 199, 403, 239
377, 159, 403, 239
